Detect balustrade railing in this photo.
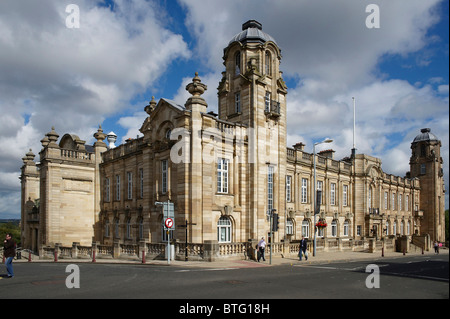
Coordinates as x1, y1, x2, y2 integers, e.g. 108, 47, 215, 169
34, 237, 400, 262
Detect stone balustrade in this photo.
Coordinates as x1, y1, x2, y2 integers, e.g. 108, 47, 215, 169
32, 237, 404, 262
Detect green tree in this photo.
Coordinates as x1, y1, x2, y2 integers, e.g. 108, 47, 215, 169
0, 222, 21, 247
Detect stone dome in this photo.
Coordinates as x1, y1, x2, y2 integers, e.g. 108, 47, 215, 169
412, 128, 439, 144
229, 20, 277, 46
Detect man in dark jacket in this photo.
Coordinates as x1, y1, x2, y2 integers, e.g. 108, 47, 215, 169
3, 233, 16, 278
299, 236, 308, 261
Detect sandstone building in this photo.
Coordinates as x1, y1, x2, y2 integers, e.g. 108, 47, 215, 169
20, 21, 446, 258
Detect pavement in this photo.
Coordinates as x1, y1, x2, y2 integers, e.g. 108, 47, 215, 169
10, 247, 448, 269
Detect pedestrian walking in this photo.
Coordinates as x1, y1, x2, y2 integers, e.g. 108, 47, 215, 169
299, 236, 308, 261
257, 237, 266, 262
3, 233, 16, 278
434, 241, 439, 254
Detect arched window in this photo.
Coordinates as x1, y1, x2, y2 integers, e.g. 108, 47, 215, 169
393, 221, 397, 235
343, 220, 349, 236
301, 220, 310, 238
286, 219, 294, 235
235, 52, 241, 75
165, 128, 172, 140
217, 216, 232, 243
265, 51, 271, 76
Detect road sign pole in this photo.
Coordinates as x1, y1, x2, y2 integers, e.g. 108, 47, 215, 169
167, 230, 171, 265
270, 211, 272, 265
185, 219, 188, 262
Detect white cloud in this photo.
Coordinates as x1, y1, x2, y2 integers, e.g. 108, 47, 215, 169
438, 84, 449, 95
171, 71, 222, 112
179, 0, 448, 203
0, 0, 448, 217
0, 191, 21, 219
117, 111, 148, 143
0, 0, 191, 216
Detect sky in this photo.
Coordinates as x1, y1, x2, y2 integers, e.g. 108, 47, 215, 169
0, 0, 448, 219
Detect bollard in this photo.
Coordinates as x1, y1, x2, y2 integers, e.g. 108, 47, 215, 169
381, 247, 384, 257
92, 250, 96, 263
54, 250, 58, 262
403, 248, 405, 256
422, 247, 424, 255
142, 250, 146, 264
28, 251, 32, 262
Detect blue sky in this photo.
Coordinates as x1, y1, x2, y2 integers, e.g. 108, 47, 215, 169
0, 0, 448, 218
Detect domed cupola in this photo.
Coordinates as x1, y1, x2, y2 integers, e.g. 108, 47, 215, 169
412, 128, 440, 144
229, 20, 277, 46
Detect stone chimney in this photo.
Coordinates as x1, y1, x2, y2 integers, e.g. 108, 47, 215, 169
106, 132, 117, 149
293, 142, 305, 151
318, 149, 335, 159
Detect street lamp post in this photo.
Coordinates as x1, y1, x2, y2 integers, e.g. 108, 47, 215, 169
313, 138, 333, 257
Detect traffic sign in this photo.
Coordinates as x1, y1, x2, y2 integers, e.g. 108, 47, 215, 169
164, 218, 174, 229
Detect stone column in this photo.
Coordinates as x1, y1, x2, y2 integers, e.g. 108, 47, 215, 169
72, 242, 79, 259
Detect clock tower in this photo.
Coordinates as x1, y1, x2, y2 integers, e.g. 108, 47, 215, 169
218, 20, 288, 240
409, 128, 446, 242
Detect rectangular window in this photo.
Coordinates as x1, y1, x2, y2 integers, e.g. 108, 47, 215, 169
265, 92, 271, 112
384, 192, 388, 210
420, 164, 426, 174
405, 195, 409, 211
268, 166, 274, 212
286, 175, 292, 202
357, 225, 362, 236
392, 193, 395, 211
139, 168, 144, 199
138, 220, 143, 240
235, 92, 241, 113
317, 181, 323, 204
301, 178, 308, 203
126, 220, 131, 238
105, 177, 110, 202
331, 221, 337, 237
127, 172, 132, 200
399, 194, 402, 211
217, 158, 229, 193
115, 175, 120, 201
330, 183, 336, 206
105, 221, 110, 237
343, 185, 348, 206
161, 160, 168, 194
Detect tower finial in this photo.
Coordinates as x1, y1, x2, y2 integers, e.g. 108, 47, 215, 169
145, 96, 157, 115
185, 72, 208, 110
